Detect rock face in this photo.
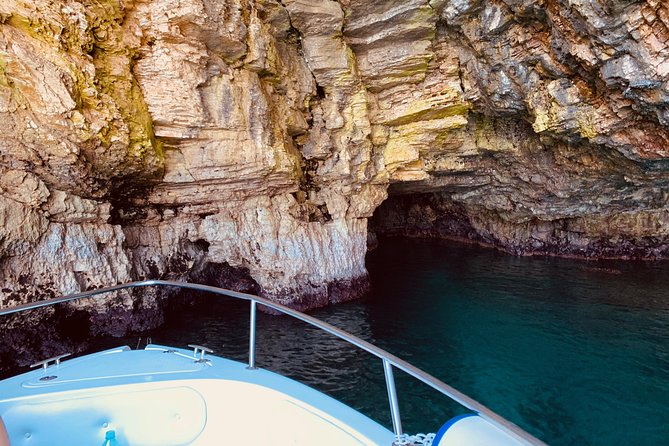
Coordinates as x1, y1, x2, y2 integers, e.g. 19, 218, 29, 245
1, 0, 669, 345
371, 0, 669, 259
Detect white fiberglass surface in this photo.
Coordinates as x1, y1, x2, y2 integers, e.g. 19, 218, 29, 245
0, 346, 394, 445
187, 379, 390, 445
3, 385, 206, 446
0, 380, 391, 446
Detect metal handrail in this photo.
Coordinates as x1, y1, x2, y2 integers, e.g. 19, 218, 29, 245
0, 280, 547, 445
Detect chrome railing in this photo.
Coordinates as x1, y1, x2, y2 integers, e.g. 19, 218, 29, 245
0, 280, 547, 445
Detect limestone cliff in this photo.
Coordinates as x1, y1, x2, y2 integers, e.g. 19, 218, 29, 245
0, 0, 668, 340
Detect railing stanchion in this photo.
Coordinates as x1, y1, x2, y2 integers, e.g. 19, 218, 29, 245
383, 358, 403, 438
248, 300, 257, 369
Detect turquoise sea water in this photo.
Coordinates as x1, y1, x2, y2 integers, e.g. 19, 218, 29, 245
94, 237, 668, 445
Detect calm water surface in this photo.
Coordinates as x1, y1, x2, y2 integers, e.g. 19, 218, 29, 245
98, 238, 669, 445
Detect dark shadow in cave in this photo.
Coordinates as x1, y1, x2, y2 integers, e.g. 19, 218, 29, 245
0, 262, 259, 377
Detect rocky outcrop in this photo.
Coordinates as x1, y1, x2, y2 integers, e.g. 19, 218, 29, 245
1, 0, 669, 346
371, 115, 669, 259
371, 0, 669, 258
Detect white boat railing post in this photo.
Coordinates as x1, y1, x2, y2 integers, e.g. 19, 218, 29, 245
383, 358, 403, 439
248, 300, 257, 370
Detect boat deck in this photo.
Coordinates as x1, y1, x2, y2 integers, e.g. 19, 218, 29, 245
0, 280, 547, 446
0, 345, 394, 446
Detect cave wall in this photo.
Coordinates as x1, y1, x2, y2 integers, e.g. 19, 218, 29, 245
371, 113, 669, 259
0, 0, 668, 328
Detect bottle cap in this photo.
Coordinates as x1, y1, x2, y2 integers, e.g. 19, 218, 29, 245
105, 430, 116, 440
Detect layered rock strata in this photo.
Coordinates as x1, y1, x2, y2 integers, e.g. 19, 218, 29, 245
0, 0, 668, 357
371, 115, 669, 259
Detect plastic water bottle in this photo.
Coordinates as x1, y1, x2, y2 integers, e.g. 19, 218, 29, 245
101, 430, 119, 446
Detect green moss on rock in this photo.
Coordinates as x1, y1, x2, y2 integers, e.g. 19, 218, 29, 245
0, 56, 9, 88
1, 0, 163, 180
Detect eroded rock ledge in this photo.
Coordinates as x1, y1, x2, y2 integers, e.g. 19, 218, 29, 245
372, 114, 669, 260
0, 0, 668, 343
